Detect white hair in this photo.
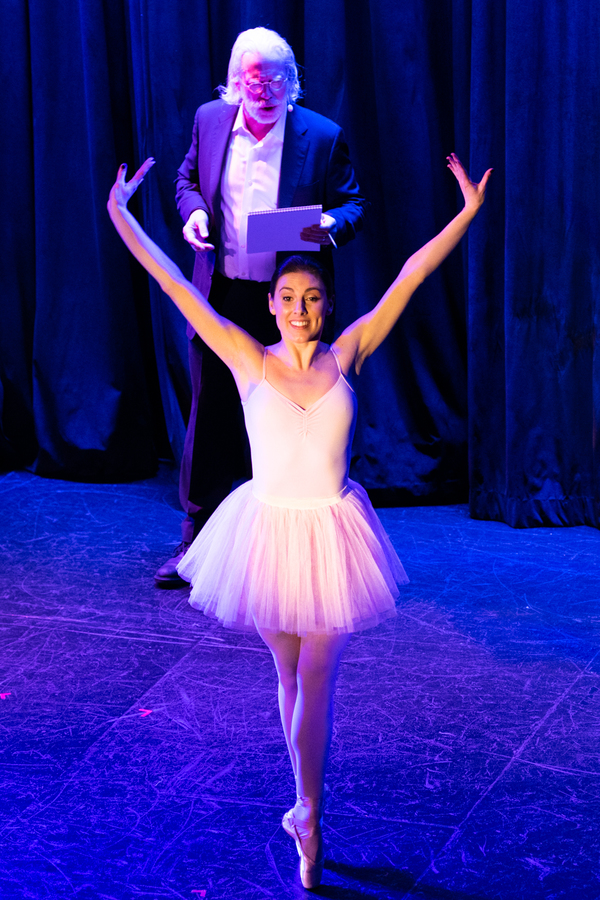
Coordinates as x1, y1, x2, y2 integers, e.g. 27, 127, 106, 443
218, 27, 302, 105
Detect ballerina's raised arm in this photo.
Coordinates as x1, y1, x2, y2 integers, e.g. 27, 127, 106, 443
107, 159, 265, 397
332, 153, 492, 374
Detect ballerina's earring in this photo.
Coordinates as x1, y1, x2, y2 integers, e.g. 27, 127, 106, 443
288, 103, 293, 112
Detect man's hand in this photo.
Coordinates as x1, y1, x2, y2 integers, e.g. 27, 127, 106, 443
300, 213, 337, 246
183, 209, 215, 252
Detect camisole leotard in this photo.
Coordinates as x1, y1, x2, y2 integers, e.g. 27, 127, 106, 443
243, 347, 356, 505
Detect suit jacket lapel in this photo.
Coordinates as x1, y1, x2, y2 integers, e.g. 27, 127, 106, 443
209, 103, 237, 229
278, 106, 309, 209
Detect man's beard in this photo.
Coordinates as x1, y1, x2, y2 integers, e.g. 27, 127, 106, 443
244, 98, 284, 124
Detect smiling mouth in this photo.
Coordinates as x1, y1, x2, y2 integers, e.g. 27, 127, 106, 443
290, 320, 309, 327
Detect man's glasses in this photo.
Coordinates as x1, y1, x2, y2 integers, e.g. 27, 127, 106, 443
244, 77, 288, 96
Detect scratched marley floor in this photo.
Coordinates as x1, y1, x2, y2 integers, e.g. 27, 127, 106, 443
0, 465, 599, 899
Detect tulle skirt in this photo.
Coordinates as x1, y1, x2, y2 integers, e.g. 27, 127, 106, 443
177, 479, 408, 635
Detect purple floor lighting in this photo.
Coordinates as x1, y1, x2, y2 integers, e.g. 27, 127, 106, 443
1, 465, 599, 899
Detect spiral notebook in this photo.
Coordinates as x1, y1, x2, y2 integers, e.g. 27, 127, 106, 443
246, 204, 322, 253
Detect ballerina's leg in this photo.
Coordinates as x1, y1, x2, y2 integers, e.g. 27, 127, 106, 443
257, 627, 350, 796
258, 627, 350, 888
257, 627, 302, 779
292, 631, 350, 799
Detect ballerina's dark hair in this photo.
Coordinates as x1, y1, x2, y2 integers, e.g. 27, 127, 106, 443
269, 255, 334, 301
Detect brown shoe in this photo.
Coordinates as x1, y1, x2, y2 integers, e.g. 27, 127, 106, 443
154, 541, 191, 588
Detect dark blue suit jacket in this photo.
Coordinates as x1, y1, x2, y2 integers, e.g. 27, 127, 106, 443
175, 99, 366, 308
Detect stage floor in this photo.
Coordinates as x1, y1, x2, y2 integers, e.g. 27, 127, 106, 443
1, 465, 599, 899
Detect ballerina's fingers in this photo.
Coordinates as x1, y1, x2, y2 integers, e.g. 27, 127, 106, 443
120, 157, 155, 188
478, 167, 494, 192
445, 152, 475, 188
131, 157, 156, 182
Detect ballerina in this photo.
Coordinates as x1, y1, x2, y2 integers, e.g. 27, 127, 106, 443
108, 153, 491, 888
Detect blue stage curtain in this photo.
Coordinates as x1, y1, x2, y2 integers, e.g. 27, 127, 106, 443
466, 0, 600, 527
0, 0, 159, 481
1, 0, 598, 527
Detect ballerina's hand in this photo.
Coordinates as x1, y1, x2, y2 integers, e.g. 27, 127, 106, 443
109, 158, 156, 209
446, 153, 493, 212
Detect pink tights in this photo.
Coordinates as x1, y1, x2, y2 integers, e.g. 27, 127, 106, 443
257, 627, 350, 801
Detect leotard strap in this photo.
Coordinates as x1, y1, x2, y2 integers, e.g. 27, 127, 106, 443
330, 346, 342, 374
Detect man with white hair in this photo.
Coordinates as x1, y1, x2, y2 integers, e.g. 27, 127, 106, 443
156, 26, 365, 585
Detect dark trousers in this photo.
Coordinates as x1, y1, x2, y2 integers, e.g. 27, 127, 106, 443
178, 272, 281, 542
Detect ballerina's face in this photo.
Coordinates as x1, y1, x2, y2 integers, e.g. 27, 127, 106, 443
269, 271, 333, 342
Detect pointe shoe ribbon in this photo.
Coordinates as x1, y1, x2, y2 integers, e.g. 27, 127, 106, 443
282, 797, 324, 889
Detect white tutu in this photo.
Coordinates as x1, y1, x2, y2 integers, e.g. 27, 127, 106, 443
177, 479, 408, 635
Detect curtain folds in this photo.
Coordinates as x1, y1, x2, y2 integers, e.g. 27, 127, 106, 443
1, 0, 598, 526
467, 0, 600, 527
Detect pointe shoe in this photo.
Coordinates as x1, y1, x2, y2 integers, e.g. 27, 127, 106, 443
282, 797, 324, 889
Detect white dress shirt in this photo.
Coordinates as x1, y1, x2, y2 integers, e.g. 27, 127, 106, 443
218, 105, 286, 282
